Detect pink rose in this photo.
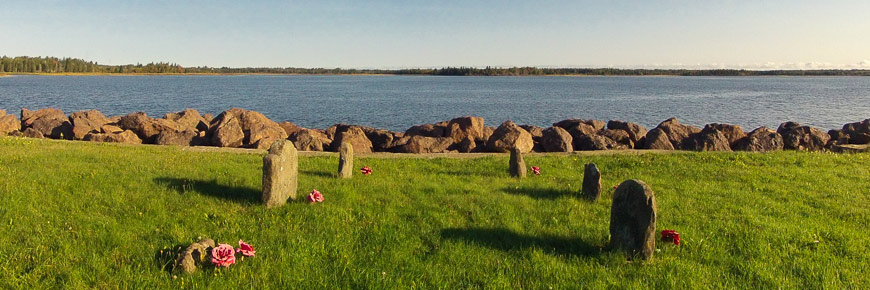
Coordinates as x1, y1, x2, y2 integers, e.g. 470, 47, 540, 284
211, 243, 236, 267
236, 240, 256, 257
307, 189, 324, 203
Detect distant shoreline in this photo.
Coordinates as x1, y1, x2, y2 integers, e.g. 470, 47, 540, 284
5, 56, 870, 77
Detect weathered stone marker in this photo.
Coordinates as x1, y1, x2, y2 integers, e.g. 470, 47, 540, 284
175, 238, 215, 274
509, 147, 527, 178
262, 139, 298, 208
338, 142, 354, 178
582, 163, 601, 201
609, 179, 657, 260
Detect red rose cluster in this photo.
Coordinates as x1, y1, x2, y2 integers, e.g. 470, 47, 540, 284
661, 230, 681, 245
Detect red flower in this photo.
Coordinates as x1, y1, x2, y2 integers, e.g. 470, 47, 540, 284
307, 189, 324, 203
236, 240, 256, 257
210, 243, 236, 267
360, 166, 372, 175
661, 230, 681, 245
530, 166, 541, 175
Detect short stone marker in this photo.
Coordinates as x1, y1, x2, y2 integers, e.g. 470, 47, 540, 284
509, 147, 527, 178
609, 179, 657, 260
175, 238, 215, 274
338, 142, 353, 178
582, 163, 601, 201
262, 139, 298, 208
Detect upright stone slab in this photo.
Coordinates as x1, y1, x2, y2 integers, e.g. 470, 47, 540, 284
262, 139, 298, 208
609, 179, 657, 260
582, 163, 601, 201
338, 142, 353, 178
509, 147, 527, 178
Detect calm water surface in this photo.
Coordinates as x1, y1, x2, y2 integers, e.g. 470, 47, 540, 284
0, 75, 867, 131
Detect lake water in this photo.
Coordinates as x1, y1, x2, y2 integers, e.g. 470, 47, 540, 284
1, 75, 868, 131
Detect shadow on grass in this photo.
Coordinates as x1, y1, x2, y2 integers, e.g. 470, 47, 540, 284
501, 186, 576, 200
154, 177, 260, 205
440, 228, 602, 257
301, 170, 334, 178
153, 244, 185, 274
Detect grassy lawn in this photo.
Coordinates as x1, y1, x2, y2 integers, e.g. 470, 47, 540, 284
0, 137, 869, 289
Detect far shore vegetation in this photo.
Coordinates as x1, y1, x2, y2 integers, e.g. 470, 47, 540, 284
3, 56, 870, 77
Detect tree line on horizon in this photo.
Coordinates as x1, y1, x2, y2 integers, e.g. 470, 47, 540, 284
3, 56, 870, 76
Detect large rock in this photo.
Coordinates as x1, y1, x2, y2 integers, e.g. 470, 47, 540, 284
21, 108, 64, 128
777, 122, 830, 151
278, 121, 302, 137
83, 130, 142, 144
262, 139, 298, 208
164, 109, 209, 132
574, 134, 625, 151
582, 163, 601, 201
610, 179, 657, 261
733, 127, 783, 152
554, 119, 605, 131
842, 119, 870, 144
119, 112, 185, 143
207, 108, 288, 149
100, 124, 124, 134
0, 114, 20, 136
540, 126, 573, 152
519, 125, 544, 140
446, 116, 486, 143
641, 128, 674, 150
607, 120, 647, 145
828, 129, 850, 145
332, 126, 373, 153
486, 121, 534, 153
22, 128, 44, 138
654, 118, 701, 149
456, 136, 477, 153
396, 135, 454, 153
155, 129, 205, 146
681, 125, 732, 151
704, 123, 746, 147
405, 123, 448, 138
20, 108, 72, 139
69, 110, 110, 140
207, 111, 245, 147
362, 127, 398, 152
600, 129, 634, 148
289, 128, 331, 151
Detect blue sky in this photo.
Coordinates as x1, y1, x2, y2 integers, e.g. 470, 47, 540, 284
1, 0, 869, 69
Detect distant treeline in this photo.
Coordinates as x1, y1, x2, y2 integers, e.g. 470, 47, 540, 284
3, 56, 870, 76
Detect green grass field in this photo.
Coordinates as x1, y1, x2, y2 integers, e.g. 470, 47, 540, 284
1, 137, 869, 289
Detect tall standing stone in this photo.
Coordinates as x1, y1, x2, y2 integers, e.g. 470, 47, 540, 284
262, 139, 298, 208
509, 147, 527, 178
338, 142, 353, 178
609, 179, 657, 260
582, 163, 601, 201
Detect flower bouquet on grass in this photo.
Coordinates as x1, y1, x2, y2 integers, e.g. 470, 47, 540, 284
211, 240, 257, 268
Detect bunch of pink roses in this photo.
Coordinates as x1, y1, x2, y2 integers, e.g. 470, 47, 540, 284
307, 189, 324, 203
211, 240, 256, 268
